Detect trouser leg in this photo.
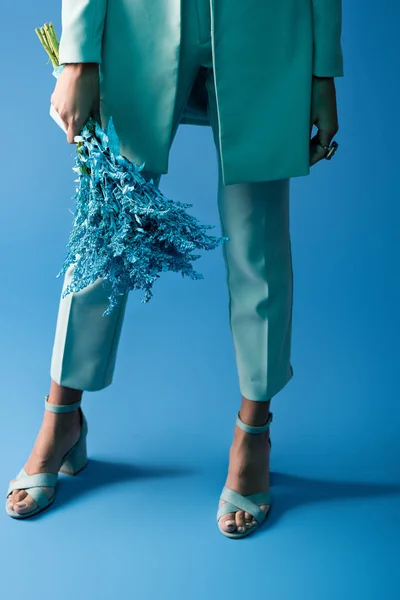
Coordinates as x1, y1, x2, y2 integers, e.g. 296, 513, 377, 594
205, 70, 294, 402
50, 264, 129, 391
50, 0, 207, 392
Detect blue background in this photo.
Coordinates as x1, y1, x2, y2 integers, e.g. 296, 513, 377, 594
0, 2, 398, 599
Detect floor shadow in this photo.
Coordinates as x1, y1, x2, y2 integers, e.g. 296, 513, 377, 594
249, 470, 400, 538
21, 458, 198, 520
17, 461, 400, 525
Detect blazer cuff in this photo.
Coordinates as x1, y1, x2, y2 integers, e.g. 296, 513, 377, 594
312, 64, 344, 78
58, 0, 107, 65
312, 53, 344, 78
312, 0, 344, 77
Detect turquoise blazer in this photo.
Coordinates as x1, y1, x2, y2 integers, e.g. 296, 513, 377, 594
59, 0, 344, 185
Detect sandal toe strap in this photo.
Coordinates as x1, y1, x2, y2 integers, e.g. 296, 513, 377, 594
217, 501, 242, 521
7, 469, 58, 497
217, 487, 270, 524
22, 486, 54, 509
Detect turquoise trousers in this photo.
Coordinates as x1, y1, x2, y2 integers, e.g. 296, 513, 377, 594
50, 0, 294, 401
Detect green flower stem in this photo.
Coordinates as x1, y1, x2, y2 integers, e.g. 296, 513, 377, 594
35, 22, 59, 67
44, 23, 59, 61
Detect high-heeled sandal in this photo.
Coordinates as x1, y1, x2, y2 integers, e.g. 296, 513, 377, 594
5, 394, 88, 519
216, 411, 272, 539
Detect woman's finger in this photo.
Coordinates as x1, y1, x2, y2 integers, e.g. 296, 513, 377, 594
310, 132, 327, 166
67, 116, 85, 144
50, 101, 69, 134
309, 127, 338, 167
317, 127, 337, 148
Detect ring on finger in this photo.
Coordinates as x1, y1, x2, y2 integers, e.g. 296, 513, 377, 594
318, 140, 339, 160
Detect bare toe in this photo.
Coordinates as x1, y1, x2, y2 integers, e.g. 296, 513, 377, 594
12, 489, 28, 504
235, 509, 246, 533
221, 513, 237, 532
218, 500, 237, 533
7, 482, 27, 508
244, 511, 254, 528
8, 492, 38, 515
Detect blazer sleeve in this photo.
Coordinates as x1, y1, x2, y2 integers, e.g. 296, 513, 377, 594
312, 0, 344, 77
58, 0, 108, 64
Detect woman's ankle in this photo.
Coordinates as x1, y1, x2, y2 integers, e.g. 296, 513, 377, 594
239, 395, 271, 427
47, 380, 83, 406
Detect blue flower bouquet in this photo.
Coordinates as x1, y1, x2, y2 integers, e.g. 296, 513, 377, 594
36, 23, 229, 317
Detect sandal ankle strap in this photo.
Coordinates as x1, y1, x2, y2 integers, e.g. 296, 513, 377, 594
236, 411, 273, 434
44, 394, 82, 413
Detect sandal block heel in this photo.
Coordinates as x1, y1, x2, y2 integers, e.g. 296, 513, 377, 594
59, 434, 88, 476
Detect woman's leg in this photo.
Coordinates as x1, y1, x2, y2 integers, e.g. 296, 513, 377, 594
8, 0, 213, 517
215, 174, 293, 534
6, 381, 83, 514
205, 69, 294, 533
8, 229, 130, 514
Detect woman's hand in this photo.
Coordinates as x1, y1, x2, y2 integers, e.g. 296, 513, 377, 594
51, 63, 101, 144
310, 76, 339, 166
